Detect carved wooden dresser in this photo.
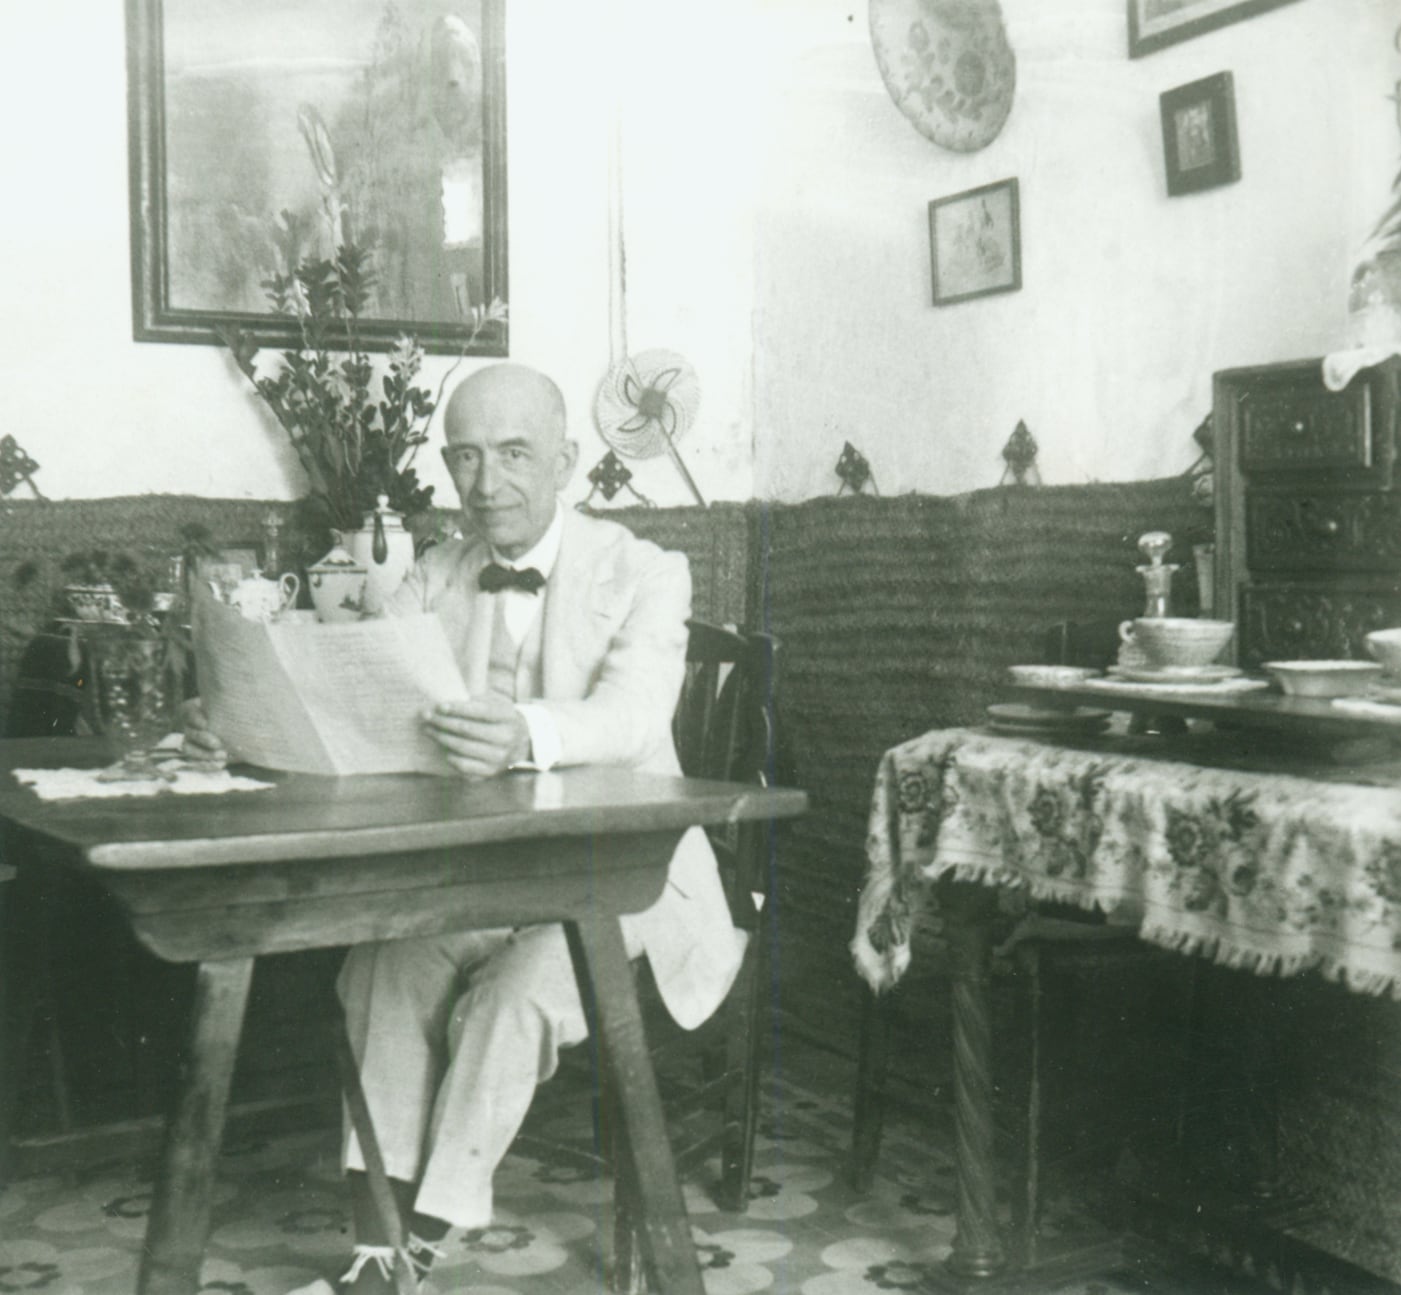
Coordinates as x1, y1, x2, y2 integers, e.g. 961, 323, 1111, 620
1214, 355, 1401, 665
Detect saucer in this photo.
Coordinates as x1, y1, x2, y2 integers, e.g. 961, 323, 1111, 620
986, 703, 1111, 736
1367, 680, 1401, 706
1108, 664, 1242, 685
1007, 664, 1100, 687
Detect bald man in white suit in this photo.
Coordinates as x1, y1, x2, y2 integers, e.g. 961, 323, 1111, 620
323, 363, 744, 1293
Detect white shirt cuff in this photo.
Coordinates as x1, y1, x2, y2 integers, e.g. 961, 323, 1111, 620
513, 703, 561, 771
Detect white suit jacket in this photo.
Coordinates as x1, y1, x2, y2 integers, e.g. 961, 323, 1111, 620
389, 508, 745, 1029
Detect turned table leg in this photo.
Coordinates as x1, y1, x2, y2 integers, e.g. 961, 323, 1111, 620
138, 957, 253, 1295
942, 881, 1008, 1280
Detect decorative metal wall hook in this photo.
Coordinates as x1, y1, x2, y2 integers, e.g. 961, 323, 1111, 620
0, 436, 45, 499
1186, 411, 1214, 474
577, 450, 655, 511
998, 420, 1040, 485
835, 442, 878, 495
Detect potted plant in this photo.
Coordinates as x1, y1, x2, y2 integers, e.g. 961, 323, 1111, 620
1347, 25, 1401, 348
217, 242, 506, 608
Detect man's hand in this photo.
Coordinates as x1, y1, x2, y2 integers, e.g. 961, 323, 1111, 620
422, 697, 530, 779
179, 698, 229, 763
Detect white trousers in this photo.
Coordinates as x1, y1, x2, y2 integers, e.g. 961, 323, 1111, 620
337, 921, 643, 1229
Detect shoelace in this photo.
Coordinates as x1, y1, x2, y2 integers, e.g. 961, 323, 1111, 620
337, 1235, 446, 1289
338, 1245, 398, 1286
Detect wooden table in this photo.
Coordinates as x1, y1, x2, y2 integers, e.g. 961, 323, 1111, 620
0, 737, 807, 1295
854, 711, 1401, 1293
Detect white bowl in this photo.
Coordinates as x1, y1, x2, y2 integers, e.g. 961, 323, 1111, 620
1263, 660, 1383, 698
1365, 628, 1401, 677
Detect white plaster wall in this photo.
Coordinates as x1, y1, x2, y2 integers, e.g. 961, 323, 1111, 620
2, 2, 1393, 508
752, 0, 1398, 500
0, 0, 757, 507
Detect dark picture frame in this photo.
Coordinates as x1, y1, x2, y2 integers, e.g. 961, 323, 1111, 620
928, 178, 1021, 307
1128, 0, 1302, 59
125, 0, 508, 356
1160, 71, 1240, 197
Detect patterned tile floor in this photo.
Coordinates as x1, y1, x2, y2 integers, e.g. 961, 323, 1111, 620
0, 1040, 1192, 1295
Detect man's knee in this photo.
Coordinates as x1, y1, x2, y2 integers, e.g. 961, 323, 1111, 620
447, 928, 587, 1058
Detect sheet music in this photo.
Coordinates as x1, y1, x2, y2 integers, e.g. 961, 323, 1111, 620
194, 596, 467, 776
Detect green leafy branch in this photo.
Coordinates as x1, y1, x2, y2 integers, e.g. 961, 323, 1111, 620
218, 239, 507, 534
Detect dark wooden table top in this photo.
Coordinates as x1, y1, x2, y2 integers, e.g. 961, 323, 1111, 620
0, 737, 809, 871
1009, 679, 1401, 743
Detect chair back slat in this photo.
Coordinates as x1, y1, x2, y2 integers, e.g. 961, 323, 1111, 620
672, 621, 777, 931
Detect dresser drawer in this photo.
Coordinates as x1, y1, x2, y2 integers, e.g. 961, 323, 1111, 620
1245, 491, 1401, 572
1235, 367, 1387, 481
1239, 583, 1401, 666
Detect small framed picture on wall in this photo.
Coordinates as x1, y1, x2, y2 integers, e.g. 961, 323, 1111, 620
1160, 71, 1240, 196
928, 178, 1021, 307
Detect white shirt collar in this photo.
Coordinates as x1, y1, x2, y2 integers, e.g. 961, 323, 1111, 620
489, 500, 563, 579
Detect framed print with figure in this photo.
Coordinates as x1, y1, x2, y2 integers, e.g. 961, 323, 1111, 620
126, 0, 508, 355
1128, 0, 1302, 59
1160, 72, 1240, 197
928, 178, 1021, 307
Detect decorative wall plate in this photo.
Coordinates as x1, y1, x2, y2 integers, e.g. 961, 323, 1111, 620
869, 0, 1016, 153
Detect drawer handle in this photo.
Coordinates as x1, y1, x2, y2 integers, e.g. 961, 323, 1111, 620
1305, 515, 1340, 538
1291, 419, 1307, 434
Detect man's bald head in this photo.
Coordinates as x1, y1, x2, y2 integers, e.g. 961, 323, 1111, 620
444, 364, 566, 449
440, 364, 577, 558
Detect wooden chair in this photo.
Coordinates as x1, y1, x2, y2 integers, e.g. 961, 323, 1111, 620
609, 620, 779, 1292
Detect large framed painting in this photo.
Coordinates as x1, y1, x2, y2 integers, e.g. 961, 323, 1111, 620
126, 0, 508, 355
1128, 0, 1303, 58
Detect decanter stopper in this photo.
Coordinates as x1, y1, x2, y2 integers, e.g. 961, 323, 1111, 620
1135, 530, 1179, 619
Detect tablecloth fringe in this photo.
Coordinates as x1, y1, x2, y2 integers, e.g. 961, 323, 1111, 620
850, 863, 909, 995
1140, 919, 1401, 1001
854, 855, 1401, 1001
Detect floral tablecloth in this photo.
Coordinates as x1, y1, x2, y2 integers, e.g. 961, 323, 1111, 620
852, 727, 1401, 1000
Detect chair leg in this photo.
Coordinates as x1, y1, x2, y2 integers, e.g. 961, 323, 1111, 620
717, 931, 765, 1212
850, 984, 892, 1193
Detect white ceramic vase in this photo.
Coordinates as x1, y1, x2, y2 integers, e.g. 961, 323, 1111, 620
342, 496, 415, 615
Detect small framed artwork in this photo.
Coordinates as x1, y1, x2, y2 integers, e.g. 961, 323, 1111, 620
196, 545, 264, 599
1160, 72, 1240, 197
1128, 0, 1302, 59
928, 178, 1021, 307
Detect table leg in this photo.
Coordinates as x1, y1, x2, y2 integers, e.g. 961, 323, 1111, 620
942, 882, 1008, 1280
137, 957, 253, 1295
564, 918, 704, 1295
850, 984, 893, 1194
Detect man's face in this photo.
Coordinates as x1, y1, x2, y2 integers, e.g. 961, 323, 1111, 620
441, 375, 576, 559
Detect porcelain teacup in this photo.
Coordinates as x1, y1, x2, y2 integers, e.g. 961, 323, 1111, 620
1117, 617, 1235, 669
1365, 627, 1401, 677
226, 572, 300, 623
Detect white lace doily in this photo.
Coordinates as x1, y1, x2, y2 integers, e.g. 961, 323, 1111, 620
13, 764, 275, 801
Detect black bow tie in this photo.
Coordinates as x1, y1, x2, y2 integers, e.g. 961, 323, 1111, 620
479, 562, 546, 595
